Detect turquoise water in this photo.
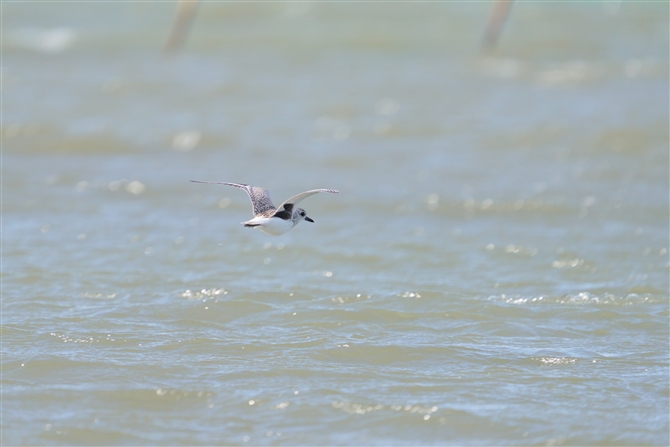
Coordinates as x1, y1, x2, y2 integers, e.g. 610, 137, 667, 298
3, 2, 669, 445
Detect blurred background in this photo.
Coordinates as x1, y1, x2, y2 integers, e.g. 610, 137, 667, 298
3, 2, 668, 446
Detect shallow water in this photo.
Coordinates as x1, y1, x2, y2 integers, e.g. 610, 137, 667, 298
3, 2, 669, 446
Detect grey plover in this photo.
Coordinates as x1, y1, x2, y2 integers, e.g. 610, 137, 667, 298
191, 181, 339, 235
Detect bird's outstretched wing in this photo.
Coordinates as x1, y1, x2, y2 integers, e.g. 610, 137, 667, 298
273, 189, 339, 216
190, 181, 276, 215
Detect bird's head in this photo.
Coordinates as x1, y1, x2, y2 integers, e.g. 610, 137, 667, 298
297, 207, 314, 223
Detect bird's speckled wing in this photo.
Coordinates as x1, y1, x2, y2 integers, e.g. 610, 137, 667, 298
190, 181, 276, 215
274, 189, 339, 215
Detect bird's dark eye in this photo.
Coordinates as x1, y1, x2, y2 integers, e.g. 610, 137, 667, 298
300, 212, 305, 216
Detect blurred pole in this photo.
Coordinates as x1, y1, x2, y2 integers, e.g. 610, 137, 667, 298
163, 0, 200, 53
482, 0, 513, 50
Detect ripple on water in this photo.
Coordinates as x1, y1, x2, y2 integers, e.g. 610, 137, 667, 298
486, 292, 664, 306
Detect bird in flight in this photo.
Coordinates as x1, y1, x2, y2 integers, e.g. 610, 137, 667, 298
191, 181, 339, 236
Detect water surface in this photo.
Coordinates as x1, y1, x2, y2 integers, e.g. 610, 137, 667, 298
3, 2, 669, 445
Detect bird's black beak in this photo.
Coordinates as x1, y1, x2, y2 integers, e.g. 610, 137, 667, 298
305, 216, 314, 223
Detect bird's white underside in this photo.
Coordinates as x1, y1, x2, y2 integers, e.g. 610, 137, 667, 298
243, 215, 296, 236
